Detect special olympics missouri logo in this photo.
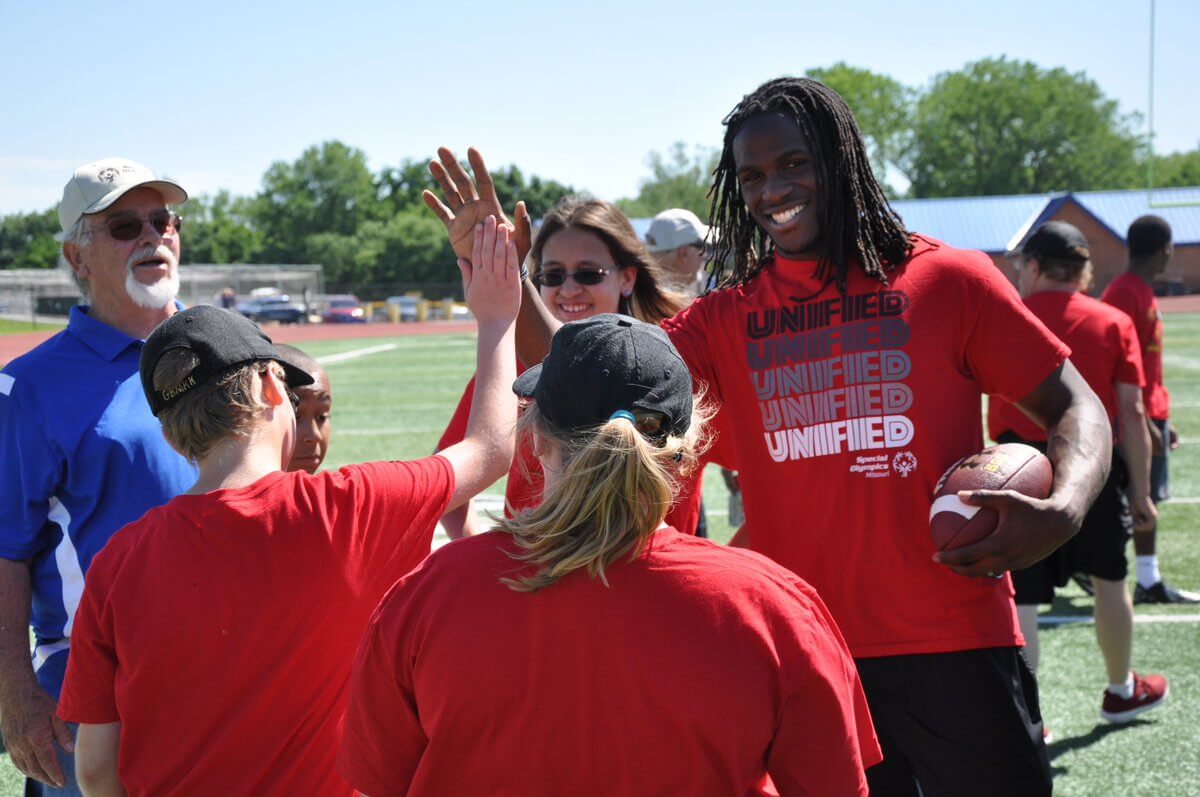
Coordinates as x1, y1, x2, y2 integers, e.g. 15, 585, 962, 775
893, 451, 917, 477
98, 168, 119, 183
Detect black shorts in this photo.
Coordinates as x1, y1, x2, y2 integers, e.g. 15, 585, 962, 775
856, 647, 1051, 797
997, 436, 1131, 603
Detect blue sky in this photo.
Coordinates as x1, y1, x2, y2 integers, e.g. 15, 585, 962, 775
1, 0, 1195, 216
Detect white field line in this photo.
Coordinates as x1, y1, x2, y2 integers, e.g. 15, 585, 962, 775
1040, 614, 1200, 626
1162, 353, 1200, 371
315, 343, 397, 365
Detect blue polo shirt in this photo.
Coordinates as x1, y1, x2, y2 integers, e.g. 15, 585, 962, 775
0, 306, 196, 698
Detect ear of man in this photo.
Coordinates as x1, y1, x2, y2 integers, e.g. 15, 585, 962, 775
63, 242, 89, 280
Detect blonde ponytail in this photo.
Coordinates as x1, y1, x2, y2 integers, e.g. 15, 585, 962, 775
496, 400, 710, 592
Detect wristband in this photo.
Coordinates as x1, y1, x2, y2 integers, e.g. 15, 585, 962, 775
519, 262, 530, 282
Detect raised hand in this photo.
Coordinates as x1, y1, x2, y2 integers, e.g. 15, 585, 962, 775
458, 216, 521, 329
422, 147, 533, 265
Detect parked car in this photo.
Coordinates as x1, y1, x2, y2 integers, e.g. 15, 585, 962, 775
237, 297, 305, 324
381, 295, 420, 322
322, 296, 366, 323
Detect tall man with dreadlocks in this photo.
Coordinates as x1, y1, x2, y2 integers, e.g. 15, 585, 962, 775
655, 77, 1112, 796
428, 78, 1109, 794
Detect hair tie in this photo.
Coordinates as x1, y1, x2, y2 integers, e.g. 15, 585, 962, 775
609, 410, 636, 424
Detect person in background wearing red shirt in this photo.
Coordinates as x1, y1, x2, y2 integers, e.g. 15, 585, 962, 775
489, 77, 1111, 796
55, 218, 522, 796
1102, 215, 1200, 604
339, 311, 879, 796
276, 344, 333, 475
990, 221, 1168, 728
422, 152, 691, 539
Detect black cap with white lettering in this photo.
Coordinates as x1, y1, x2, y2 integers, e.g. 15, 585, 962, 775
139, 305, 314, 416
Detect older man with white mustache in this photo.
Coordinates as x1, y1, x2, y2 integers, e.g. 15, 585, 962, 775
0, 159, 197, 795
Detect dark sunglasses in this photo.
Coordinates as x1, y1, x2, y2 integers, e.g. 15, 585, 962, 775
93, 210, 182, 242
534, 267, 612, 288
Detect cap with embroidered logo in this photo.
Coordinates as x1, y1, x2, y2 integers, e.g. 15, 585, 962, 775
139, 305, 314, 416
59, 158, 187, 232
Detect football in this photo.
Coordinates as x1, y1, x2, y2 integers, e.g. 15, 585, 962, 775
929, 443, 1054, 551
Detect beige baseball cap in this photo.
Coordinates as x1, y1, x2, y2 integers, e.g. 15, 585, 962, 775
644, 208, 714, 253
58, 158, 188, 232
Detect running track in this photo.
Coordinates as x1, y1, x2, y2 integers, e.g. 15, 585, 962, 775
0, 320, 477, 364
6, 293, 1200, 364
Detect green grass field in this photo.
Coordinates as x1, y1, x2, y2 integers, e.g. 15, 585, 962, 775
0, 319, 63, 335
2, 318, 1199, 794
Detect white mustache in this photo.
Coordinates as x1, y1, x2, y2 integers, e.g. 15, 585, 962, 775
125, 244, 178, 272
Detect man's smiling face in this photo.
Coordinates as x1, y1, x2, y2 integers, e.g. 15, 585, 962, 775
733, 112, 824, 260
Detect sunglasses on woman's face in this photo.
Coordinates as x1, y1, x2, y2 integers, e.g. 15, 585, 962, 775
534, 267, 612, 288
92, 210, 182, 242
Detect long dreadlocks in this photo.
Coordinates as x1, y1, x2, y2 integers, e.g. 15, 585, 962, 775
708, 77, 911, 293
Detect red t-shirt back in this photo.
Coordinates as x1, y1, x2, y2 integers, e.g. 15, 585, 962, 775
662, 236, 1070, 658
58, 459, 454, 796
338, 529, 880, 796
989, 290, 1143, 443
1102, 272, 1168, 420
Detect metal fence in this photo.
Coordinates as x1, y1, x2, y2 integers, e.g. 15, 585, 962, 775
0, 264, 324, 320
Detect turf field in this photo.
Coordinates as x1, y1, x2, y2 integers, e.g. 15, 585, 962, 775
2, 318, 1199, 795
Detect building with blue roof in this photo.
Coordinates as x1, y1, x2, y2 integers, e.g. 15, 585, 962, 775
636, 186, 1200, 294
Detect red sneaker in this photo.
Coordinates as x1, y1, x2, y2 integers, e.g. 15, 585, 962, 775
1100, 672, 1169, 723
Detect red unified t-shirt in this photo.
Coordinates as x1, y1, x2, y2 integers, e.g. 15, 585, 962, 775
989, 291, 1143, 443
338, 529, 880, 796
58, 459, 454, 797
440, 372, 705, 533
1102, 272, 1168, 420
662, 236, 1070, 658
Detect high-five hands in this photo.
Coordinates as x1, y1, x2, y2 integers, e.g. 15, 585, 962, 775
458, 216, 521, 328
423, 147, 533, 266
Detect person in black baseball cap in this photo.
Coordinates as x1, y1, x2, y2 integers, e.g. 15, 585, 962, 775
140, 304, 315, 417
338, 312, 880, 796
59, 217, 524, 793
512, 313, 693, 441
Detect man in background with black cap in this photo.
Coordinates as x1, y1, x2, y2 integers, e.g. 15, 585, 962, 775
990, 221, 1168, 727
0, 158, 196, 794
56, 218, 521, 794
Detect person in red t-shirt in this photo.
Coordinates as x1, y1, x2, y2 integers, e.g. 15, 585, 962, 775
423, 170, 696, 538
339, 314, 879, 796
489, 78, 1112, 796
56, 218, 523, 796
989, 221, 1167, 726
1102, 215, 1200, 604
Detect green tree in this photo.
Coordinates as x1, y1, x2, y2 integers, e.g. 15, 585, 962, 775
1151, 148, 1200, 188
617, 143, 718, 219
180, 191, 263, 264
0, 208, 59, 269
904, 57, 1143, 198
807, 62, 911, 190
252, 141, 381, 262
376, 159, 438, 216
486, 165, 575, 220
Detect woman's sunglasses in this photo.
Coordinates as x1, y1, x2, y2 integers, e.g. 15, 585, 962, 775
533, 267, 612, 288
93, 210, 183, 242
